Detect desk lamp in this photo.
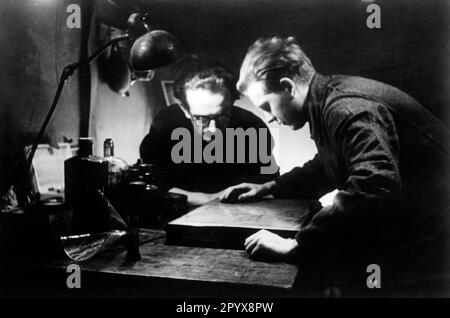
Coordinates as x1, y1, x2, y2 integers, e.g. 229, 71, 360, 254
23, 13, 186, 207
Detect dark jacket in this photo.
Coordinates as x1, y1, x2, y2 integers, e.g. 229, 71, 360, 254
140, 104, 279, 193
275, 73, 450, 270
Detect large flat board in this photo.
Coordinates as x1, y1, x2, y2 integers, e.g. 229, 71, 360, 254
166, 199, 316, 249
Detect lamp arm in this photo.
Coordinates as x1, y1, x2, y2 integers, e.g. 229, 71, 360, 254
84, 33, 131, 65
25, 34, 132, 187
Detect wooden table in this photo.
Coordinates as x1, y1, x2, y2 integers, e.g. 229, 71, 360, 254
0, 199, 313, 297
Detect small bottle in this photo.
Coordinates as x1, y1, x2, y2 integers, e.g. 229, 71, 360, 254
103, 138, 128, 189
103, 138, 114, 157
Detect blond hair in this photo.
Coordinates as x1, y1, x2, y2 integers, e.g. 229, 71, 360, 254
238, 36, 315, 93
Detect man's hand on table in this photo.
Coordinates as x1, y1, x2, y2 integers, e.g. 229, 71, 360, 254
169, 188, 223, 206
219, 181, 277, 202
172, 183, 300, 262
244, 229, 299, 261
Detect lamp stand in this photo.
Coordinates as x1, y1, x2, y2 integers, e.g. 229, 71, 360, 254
23, 34, 131, 207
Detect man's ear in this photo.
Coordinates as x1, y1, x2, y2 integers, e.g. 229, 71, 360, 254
279, 78, 296, 96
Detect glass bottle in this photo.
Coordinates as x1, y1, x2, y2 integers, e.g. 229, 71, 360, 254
64, 137, 109, 208
103, 138, 129, 189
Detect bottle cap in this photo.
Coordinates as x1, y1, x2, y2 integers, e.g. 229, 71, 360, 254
79, 137, 93, 157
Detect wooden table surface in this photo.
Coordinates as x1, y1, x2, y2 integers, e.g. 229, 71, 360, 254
13, 229, 296, 285
0, 199, 313, 297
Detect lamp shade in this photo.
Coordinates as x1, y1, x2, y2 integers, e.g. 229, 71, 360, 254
130, 30, 186, 71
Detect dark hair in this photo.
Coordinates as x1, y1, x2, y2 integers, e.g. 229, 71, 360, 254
237, 36, 315, 93
173, 55, 240, 108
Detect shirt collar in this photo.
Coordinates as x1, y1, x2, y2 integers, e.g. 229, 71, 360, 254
303, 72, 329, 139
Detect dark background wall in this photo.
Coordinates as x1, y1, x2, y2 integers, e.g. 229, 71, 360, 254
141, 0, 449, 122
99, 0, 450, 173
1, 0, 449, 195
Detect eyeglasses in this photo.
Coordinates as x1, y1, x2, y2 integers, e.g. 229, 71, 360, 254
190, 110, 231, 127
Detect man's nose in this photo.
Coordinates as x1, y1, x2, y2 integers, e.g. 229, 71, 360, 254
202, 120, 217, 141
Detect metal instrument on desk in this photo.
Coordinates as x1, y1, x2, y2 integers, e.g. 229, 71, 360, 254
1, 137, 187, 262
126, 160, 188, 226
60, 137, 187, 262
61, 137, 130, 262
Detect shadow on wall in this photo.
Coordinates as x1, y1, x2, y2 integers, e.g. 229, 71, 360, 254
89, 1, 171, 165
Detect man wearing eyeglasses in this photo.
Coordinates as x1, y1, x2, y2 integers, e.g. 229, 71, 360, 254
139, 56, 279, 205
